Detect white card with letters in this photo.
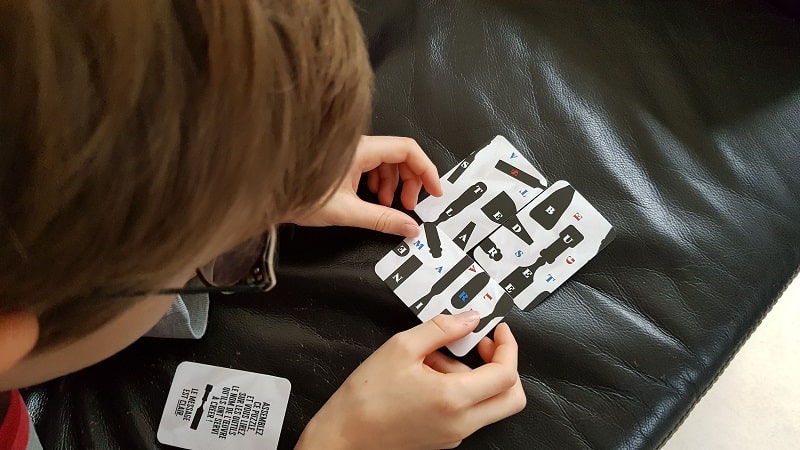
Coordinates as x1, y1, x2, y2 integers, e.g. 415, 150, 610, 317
472, 180, 616, 311
374, 223, 514, 356
376, 136, 615, 356
157, 361, 291, 450
415, 135, 548, 252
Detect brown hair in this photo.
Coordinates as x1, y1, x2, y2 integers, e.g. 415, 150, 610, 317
0, 0, 373, 351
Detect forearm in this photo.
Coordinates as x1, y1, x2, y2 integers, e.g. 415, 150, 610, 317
295, 413, 353, 450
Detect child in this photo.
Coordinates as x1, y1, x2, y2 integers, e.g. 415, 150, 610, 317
0, 1, 525, 448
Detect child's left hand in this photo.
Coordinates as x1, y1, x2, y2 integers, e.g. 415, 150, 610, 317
290, 135, 443, 238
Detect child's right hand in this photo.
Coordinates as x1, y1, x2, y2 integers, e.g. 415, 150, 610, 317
295, 311, 526, 449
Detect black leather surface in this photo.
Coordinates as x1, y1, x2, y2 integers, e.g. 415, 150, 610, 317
23, 1, 800, 449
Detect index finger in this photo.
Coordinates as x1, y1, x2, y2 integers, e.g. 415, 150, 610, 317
359, 136, 443, 197
451, 323, 519, 404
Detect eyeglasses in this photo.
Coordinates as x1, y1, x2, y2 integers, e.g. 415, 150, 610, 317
174, 224, 279, 296
193, 224, 279, 295
99, 225, 279, 300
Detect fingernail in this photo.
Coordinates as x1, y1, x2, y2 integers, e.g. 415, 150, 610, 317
402, 223, 419, 238
455, 310, 480, 324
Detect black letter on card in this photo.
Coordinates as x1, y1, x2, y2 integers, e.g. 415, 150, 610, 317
393, 241, 411, 257
499, 225, 584, 297
500, 215, 533, 245
529, 185, 575, 230
384, 256, 423, 291
450, 271, 491, 309
481, 191, 517, 225
411, 256, 474, 315
494, 160, 545, 191
453, 222, 477, 250
478, 238, 503, 261
434, 182, 487, 225
446, 150, 479, 184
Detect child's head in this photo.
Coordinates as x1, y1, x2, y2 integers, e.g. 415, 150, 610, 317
0, 0, 372, 390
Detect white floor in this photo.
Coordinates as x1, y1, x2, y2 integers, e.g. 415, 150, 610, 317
663, 275, 800, 449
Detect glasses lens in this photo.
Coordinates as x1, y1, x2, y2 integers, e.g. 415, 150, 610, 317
198, 237, 266, 287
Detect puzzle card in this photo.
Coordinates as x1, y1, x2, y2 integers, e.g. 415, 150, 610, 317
157, 362, 290, 450
374, 223, 515, 356
414, 135, 548, 252
472, 180, 616, 311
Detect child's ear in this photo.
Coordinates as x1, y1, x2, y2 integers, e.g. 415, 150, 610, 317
0, 310, 38, 373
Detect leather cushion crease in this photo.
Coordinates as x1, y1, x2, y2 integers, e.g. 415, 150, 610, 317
22, 1, 800, 449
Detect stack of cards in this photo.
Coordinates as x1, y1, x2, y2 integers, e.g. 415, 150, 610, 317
374, 136, 615, 356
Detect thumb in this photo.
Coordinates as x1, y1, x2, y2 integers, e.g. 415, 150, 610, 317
345, 198, 420, 238
400, 311, 480, 357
